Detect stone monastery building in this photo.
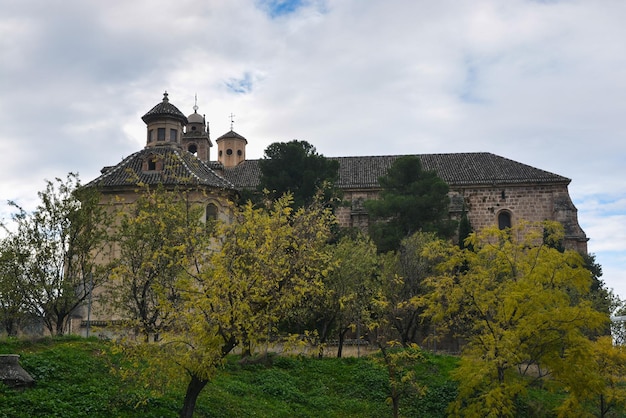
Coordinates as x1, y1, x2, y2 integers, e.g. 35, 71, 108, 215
88, 92, 588, 254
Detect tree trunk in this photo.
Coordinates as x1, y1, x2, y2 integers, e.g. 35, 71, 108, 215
337, 327, 349, 358
55, 314, 66, 336
180, 374, 208, 418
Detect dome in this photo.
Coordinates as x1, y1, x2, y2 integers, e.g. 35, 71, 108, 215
188, 111, 204, 124
141, 91, 188, 125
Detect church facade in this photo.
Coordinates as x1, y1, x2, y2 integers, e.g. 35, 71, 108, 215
90, 91, 589, 252
78, 92, 588, 334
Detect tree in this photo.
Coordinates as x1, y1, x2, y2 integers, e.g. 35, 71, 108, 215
457, 209, 473, 250
0, 236, 29, 336
421, 221, 608, 417
552, 335, 626, 417
375, 232, 445, 347
118, 194, 336, 418
364, 155, 456, 253
374, 343, 426, 418
296, 234, 379, 357
257, 140, 340, 208
106, 184, 207, 342
2, 173, 111, 335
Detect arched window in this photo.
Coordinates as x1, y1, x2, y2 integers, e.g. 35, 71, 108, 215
498, 211, 512, 230
188, 144, 198, 156
206, 203, 218, 222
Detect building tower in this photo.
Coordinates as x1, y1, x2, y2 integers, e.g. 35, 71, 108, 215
142, 91, 188, 149
216, 130, 247, 168
182, 98, 212, 162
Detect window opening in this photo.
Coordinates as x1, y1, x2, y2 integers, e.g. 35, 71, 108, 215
498, 211, 512, 230
206, 203, 218, 222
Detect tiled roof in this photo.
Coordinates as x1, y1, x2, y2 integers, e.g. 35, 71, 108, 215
220, 160, 262, 189
216, 130, 248, 144
86, 146, 235, 191
221, 152, 570, 190
141, 93, 188, 125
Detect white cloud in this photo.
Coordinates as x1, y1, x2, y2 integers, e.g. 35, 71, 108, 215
1, 0, 625, 295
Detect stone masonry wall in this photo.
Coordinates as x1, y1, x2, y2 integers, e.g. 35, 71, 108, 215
339, 183, 588, 253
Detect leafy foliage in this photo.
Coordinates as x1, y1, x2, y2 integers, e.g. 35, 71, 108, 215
106, 184, 207, 342
290, 234, 379, 357
372, 232, 445, 347
422, 221, 609, 417
116, 194, 337, 417
257, 140, 339, 208
364, 156, 456, 253
0, 173, 111, 335
374, 344, 427, 418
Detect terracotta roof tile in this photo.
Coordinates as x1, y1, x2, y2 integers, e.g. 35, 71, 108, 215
222, 152, 569, 190
86, 147, 235, 191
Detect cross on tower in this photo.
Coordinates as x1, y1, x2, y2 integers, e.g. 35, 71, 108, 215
229, 113, 235, 131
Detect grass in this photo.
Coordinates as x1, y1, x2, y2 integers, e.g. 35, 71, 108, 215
2, 336, 614, 417
0, 336, 459, 417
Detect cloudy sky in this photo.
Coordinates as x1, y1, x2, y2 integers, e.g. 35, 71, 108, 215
1, 0, 625, 299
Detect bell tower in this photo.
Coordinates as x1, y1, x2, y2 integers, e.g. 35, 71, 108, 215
182, 96, 212, 162
216, 130, 247, 168
216, 113, 247, 167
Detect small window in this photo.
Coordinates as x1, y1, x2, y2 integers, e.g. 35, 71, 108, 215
157, 128, 165, 141
191, 126, 197, 131
226, 149, 233, 155
170, 129, 177, 142
219, 150, 223, 157
498, 211, 512, 230
206, 203, 218, 222
148, 159, 157, 171
188, 144, 198, 155
148, 129, 154, 143
237, 150, 242, 156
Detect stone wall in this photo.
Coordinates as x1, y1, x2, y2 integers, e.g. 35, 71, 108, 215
338, 182, 588, 253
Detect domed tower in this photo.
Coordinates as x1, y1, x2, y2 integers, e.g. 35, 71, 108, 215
182, 99, 212, 162
142, 91, 188, 149
216, 130, 247, 168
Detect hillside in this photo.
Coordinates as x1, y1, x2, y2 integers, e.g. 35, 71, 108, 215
0, 336, 614, 417
0, 336, 457, 418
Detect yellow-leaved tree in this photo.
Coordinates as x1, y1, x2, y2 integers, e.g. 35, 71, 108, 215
421, 221, 609, 417
106, 184, 206, 342
142, 194, 335, 418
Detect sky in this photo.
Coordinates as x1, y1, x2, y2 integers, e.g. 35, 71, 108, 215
1, 0, 625, 299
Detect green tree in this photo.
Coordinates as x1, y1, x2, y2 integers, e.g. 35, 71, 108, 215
422, 221, 608, 417
106, 185, 207, 342
257, 140, 339, 208
0, 236, 29, 336
297, 234, 379, 357
374, 232, 444, 347
365, 155, 455, 253
2, 173, 111, 335
374, 343, 427, 418
457, 208, 473, 250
